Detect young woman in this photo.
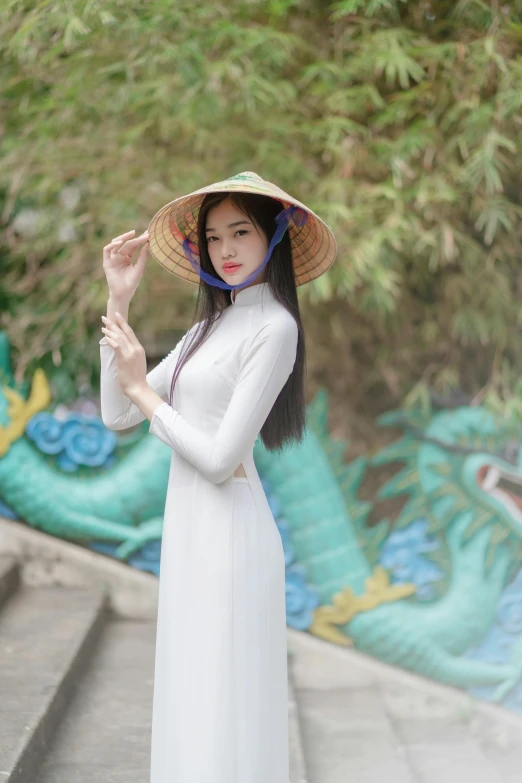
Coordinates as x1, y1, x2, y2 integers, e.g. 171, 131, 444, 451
99, 171, 336, 783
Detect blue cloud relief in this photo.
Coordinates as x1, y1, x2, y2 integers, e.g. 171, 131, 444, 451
26, 411, 117, 471
465, 566, 522, 714
262, 477, 321, 630
379, 518, 444, 600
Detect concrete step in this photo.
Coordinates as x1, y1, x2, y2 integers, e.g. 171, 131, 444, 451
288, 627, 522, 783
36, 620, 307, 783
394, 718, 505, 783
366, 656, 520, 783
0, 515, 159, 621
288, 629, 415, 782
0, 553, 20, 611
472, 708, 522, 783
296, 685, 415, 783
0, 585, 107, 783
36, 620, 156, 782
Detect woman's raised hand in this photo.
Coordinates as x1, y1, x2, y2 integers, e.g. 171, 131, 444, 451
103, 229, 150, 302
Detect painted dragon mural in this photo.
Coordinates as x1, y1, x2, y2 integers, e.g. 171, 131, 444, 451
2, 330, 522, 714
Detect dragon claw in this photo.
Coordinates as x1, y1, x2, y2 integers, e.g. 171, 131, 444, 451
115, 517, 164, 560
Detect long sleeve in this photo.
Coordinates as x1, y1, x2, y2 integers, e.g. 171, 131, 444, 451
99, 324, 197, 430
148, 317, 298, 484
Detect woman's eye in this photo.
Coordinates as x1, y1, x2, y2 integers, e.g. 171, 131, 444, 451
207, 230, 248, 243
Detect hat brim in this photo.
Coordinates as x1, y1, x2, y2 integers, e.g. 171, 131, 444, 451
147, 173, 337, 287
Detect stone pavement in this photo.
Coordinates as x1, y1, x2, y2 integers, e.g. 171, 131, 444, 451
288, 628, 522, 783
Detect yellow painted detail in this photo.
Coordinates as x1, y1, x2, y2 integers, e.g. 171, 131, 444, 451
309, 565, 416, 646
0, 370, 52, 456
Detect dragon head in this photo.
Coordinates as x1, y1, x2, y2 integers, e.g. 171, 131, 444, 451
372, 405, 522, 578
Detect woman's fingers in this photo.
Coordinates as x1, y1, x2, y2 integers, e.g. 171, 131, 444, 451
103, 230, 149, 261
113, 312, 141, 347
103, 231, 135, 255
102, 329, 133, 356
109, 232, 149, 258
103, 239, 128, 262
111, 230, 135, 242
101, 326, 119, 342
102, 334, 117, 348
132, 239, 150, 278
102, 315, 137, 352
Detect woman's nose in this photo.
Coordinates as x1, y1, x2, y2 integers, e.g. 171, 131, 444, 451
221, 240, 235, 258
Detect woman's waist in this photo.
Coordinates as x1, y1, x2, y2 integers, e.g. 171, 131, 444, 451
168, 448, 258, 485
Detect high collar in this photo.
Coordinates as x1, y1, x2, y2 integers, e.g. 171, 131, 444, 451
230, 282, 276, 307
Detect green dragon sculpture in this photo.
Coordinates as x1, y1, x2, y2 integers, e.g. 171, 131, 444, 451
254, 392, 522, 702
1, 328, 522, 703
0, 351, 171, 560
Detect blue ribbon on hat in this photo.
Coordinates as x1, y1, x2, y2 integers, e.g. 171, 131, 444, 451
181, 205, 308, 290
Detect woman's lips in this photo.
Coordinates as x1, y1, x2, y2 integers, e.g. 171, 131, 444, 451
222, 264, 242, 274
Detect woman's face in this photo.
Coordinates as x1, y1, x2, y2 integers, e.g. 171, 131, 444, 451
205, 197, 269, 288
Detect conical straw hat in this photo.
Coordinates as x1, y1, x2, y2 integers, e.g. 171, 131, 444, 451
147, 171, 337, 287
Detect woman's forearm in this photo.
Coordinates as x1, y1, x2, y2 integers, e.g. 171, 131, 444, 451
106, 296, 130, 322
99, 296, 148, 429
125, 383, 165, 424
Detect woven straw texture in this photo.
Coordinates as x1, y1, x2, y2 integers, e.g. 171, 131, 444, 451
147, 171, 337, 287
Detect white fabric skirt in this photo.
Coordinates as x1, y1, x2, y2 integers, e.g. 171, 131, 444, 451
150, 476, 290, 783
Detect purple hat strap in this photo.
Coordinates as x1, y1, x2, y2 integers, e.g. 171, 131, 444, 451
181, 205, 308, 291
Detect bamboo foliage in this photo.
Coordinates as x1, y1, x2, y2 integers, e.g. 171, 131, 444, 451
1, 1, 522, 439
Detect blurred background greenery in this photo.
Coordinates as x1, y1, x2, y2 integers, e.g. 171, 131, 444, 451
1, 0, 522, 453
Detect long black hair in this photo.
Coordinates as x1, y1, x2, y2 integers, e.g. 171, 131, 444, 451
167, 190, 307, 451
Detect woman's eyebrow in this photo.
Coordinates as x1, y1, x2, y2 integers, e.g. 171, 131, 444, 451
205, 220, 252, 233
